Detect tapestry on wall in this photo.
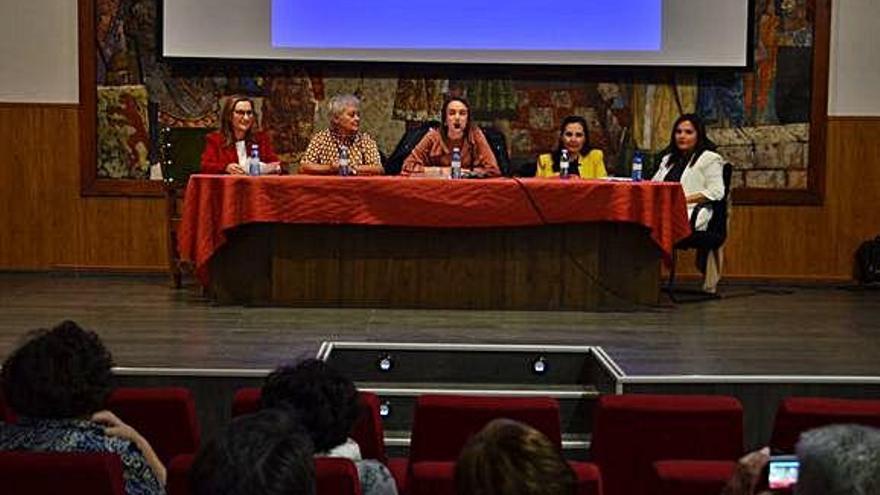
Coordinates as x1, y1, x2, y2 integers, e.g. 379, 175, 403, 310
95, 0, 815, 190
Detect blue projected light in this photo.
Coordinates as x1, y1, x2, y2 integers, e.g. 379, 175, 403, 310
272, 0, 662, 52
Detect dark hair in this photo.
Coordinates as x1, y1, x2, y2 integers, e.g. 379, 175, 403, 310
261, 359, 359, 453
439, 96, 472, 146
550, 115, 593, 173
190, 408, 316, 495
662, 113, 717, 167
220, 95, 259, 147
0, 320, 114, 419
456, 418, 576, 495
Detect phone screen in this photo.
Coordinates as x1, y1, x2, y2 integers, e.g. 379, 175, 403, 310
768, 456, 799, 489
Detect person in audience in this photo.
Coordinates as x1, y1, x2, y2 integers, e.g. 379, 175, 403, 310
200, 95, 282, 175
299, 94, 384, 175
402, 96, 500, 177
455, 418, 575, 495
651, 113, 725, 231
536, 115, 606, 179
190, 408, 315, 495
722, 424, 880, 495
261, 359, 398, 495
0, 320, 166, 495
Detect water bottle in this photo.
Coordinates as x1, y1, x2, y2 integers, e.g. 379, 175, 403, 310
631, 152, 643, 182
338, 145, 350, 176
248, 144, 261, 176
450, 147, 462, 179
560, 149, 570, 179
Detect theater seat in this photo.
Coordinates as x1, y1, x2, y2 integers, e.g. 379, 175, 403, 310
406, 395, 601, 495
231, 388, 388, 464
650, 459, 737, 495
165, 454, 363, 495
0, 451, 125, 495
105, 387, 200, 465
590, 394, 743, 495
770, 396, 880, 453
316, 457, 364, 495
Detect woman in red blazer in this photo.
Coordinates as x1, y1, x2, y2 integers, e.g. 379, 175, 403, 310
200, 95, 282, 174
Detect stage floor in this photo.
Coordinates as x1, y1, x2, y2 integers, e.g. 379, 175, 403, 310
1, 272, 878, 377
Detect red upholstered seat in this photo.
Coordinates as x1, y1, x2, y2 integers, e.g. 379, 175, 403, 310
591, 394, 743, 495
0, 451, 125, 495
410, 394, 562, 463
105, 387, 201, 465
316, 457, 364, 495
406, 395, 601, 495
164, 453, 362, 495
231, 388, 388, 464
770, 396, 880, 453
651, 459, 737, 495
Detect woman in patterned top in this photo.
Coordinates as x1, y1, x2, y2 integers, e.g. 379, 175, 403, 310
0, 321, 165, 495
300, 94, 384, 175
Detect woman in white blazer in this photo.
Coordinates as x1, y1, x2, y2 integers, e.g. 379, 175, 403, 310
651, 114, 725, 231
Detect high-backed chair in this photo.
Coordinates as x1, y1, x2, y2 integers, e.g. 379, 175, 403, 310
770, 396, 880, 453
105, 387, 201, 465
666, 162, 734, 300
405, 395, 601, 495
231, 388, 388, 464
591, 394, 743, 495
160, 127, 211, 288
0, 451, 125, 495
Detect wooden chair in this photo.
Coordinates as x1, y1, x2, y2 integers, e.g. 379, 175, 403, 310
160, 127, 210, 288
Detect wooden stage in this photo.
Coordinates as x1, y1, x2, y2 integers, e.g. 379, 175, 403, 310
1, 273, 878, 376
1, 272, 878, 448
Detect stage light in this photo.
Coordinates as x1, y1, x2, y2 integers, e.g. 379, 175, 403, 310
379, 400, 391, 418
531, 356, 548, 375
377, 354, 394, 372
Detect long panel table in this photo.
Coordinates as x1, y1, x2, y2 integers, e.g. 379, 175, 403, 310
178, 175, 690, 310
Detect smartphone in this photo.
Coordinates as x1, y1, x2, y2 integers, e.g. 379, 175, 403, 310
767, 455, 799, 490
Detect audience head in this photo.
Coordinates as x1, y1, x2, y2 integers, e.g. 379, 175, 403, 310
327, 94, 362, 135
441, 96, 472, 142
220, 95, 258, 144
261, 359, 359, 453
455, 418, 575, 495
1, 320, 114, 419
794, 424, 880, 495
191, 408, 316, 495
665, 113, 716, 159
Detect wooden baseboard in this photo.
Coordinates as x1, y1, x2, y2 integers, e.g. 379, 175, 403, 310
49, 264, 167, 275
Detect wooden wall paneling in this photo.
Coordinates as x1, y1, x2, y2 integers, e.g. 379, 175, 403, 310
0, 105, 167, 271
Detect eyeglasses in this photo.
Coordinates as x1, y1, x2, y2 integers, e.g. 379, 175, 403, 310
233, 110, 254, 117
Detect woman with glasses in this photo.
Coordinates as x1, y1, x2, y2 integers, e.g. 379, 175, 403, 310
200, 95, 282, 175
536, 115, 606, 179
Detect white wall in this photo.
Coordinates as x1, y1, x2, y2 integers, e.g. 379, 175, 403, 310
0, 0, 78, 103
1, 0, 878, 115
828, 0, 880, 116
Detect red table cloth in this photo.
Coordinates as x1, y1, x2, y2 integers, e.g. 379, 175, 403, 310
178, 175, 691, 285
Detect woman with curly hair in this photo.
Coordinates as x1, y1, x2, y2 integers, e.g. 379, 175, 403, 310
261, 359, 397, 495
0, 321, 165, 495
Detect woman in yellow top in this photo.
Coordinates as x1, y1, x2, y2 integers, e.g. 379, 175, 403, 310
536, 116, 606, 179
